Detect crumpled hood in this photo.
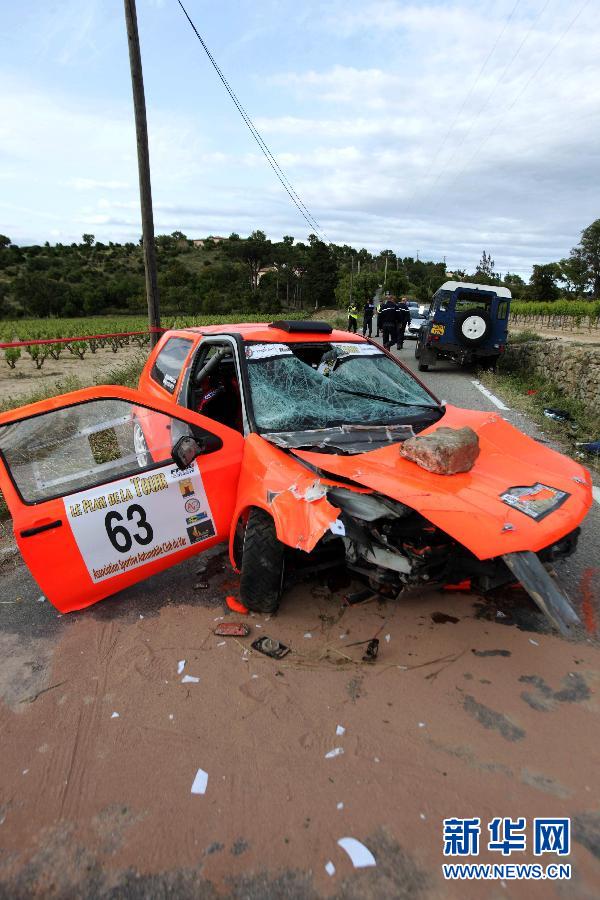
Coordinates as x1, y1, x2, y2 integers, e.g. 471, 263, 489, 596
293, 405, 593, 560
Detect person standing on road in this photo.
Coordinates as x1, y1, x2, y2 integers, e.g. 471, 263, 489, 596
362, 299, 375, 336
375, 299, 383, 337
347, 300, 358, 333
378, 297, 397, 350
395, 297, 411, 349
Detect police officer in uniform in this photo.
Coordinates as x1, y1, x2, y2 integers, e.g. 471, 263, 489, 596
377, 297, 397, 349
395, 297, 411, 349
362, 298, 375, 336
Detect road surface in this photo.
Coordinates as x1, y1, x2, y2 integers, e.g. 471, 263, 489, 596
0, 349, 598, 899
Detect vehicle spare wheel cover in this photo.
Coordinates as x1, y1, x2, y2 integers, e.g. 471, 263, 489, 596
455, 309, 491, 346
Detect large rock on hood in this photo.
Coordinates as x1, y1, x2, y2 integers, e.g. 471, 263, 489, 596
400, 426, 480, 475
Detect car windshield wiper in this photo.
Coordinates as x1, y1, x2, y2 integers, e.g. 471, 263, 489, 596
333, 386, 441, 410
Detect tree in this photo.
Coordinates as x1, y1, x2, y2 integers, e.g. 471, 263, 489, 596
224, 230, 272, 291
81, 233, 95, 247
304, 235, 338, 308
579, 219, 600, 296
529, 263, 561, 302
475, 250, 498, 283
559, 249, 589, 297
0, 234, 11, 249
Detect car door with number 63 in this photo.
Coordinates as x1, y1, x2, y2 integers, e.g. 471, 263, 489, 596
0, 385, 244, 612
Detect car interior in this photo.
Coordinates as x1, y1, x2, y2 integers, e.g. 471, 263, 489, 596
188, 342, 244, 433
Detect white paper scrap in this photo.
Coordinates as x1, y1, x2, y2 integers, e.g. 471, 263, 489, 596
337, 837, 376, 868
325, 747, 344, 759
385, 634, 391, 643
325, 861, 336, 876
529, 639, 539, 646
304, 632, 312, 639
37, 595, 45, 603
337, 802, 344, 810
182, 675, 199, 684
217, 641, 226, 647
336, 725, 345, 736
177, 660, 186, 674
191, 768, 208, 795
418, 722, 426, 728
111, 712, 120, 719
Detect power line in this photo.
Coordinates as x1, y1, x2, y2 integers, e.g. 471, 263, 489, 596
403, 0, 522, 218
440, 0, 592, 198
426, 0, 552, 195
176, 0, 328, 241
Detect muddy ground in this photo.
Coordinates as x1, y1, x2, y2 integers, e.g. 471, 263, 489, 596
0, 543, 599, 900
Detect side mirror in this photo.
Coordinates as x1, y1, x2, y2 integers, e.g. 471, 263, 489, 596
172, 435, 204, 471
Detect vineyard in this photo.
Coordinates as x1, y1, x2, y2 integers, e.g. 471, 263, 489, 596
511, 300, 600, 329
0, 312, 308, 370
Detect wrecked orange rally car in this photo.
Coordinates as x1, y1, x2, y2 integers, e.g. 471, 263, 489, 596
0, 321, 592, 633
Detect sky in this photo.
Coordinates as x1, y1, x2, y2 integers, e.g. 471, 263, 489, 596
1, 0, 599, 277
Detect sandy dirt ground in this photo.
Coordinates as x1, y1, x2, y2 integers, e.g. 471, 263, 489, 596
0, 345, 148, 403
0, 543, 599, 899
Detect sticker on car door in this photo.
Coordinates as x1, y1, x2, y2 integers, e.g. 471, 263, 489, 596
65, 462, 215, 582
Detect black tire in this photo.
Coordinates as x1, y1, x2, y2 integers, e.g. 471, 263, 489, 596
239, 508, 285, 614
455, 309, 492, 347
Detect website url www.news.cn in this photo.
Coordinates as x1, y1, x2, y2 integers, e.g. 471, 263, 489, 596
443, 863, 571, 881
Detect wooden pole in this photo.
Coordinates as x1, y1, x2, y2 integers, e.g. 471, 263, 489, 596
124, 0, 161, 346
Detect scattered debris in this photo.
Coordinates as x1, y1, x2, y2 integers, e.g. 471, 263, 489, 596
543, 408, 573, 422
337, 837, 376, 868
336, 725, 345, 736
384, 634, 391, 643
217, 642, 226, 647
325, 748, 344, 759
529, 639, 539, 646
214, 623, 250, 637
343, 588, 374, 606
182, 675, 200, 684
37, 595, 45, 602
226, 596, 249, 614
191, 768, 209, 795
325, 861, 336, 876
418, 722, 426, 728
194, 582, 209, 590
442, 580, 471, 593
251, 636, 289, 659
111, 712, 120, 719
400, 426, 480, 475
576, 440, 600, 455
431, 612, 460, 624
177, 660, 186, 674
362, 639, 379, 662
337, 802, 344, 810
304, 632, 312, 639
420, 813, 426, 820
472, 649, 511, 658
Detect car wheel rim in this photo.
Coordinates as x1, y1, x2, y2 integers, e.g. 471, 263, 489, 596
461, 315, 487, 339
133, 423, 149, 468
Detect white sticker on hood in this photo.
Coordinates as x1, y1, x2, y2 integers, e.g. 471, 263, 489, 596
245, 343, 293, 360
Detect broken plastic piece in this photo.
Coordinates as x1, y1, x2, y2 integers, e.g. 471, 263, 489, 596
343, 588, 373, 606
443, 579, 471, 592
182, 675, 200, 684
337, 837, 376, 868
336, 725, 345, 736
111, 712, 120, 719
502, 551, 580, 635
325, 747, 344, 759
543, 408, 573, 422
226, 595, 249, 614
251, 636, 290, 659
362, 639, 379, 662
325, 861, 336, 876
191, 768, 208, 795
177, 659, 186, 674
214, 623, 250, 637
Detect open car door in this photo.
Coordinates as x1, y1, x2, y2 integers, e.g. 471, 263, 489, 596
0, 385, 244, 613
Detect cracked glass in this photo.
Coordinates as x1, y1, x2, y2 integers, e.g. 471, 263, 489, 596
246, 342, 438, 432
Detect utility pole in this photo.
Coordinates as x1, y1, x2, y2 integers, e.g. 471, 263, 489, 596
383, 255, 388, 287
349, 255, 354, 306
124, 0, 161, 346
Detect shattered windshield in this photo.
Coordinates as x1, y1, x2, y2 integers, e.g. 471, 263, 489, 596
245, 341, 441, 433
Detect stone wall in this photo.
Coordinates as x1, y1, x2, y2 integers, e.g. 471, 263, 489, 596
502, 339, 600, 419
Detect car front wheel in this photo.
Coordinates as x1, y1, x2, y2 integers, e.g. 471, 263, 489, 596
239, 508, 285, 614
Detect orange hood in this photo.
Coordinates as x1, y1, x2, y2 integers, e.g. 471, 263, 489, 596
293, 405, 593, 561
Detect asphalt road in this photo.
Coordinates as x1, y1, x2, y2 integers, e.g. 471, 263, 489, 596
0, 350, 599, 899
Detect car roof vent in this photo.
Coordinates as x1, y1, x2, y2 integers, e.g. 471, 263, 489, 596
268, 320, 333, 334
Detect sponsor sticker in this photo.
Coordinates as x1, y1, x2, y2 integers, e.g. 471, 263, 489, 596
184, 497, 201, 514
332, 342, 383, 356
499, 483, 569, 520
245, 342, 293, 360
65, 463, 215, 582
431, 323, 445, 335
